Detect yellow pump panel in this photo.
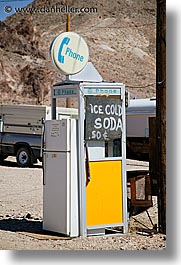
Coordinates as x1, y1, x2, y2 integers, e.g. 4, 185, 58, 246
86, 160, 123, 227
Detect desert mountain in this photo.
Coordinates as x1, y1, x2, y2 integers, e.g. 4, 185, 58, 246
0, 0, 156, 106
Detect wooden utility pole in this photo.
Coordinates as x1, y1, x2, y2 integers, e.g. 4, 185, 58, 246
66, 13, 71, 108
156, 0, 166, 234
66, 13, 71, 32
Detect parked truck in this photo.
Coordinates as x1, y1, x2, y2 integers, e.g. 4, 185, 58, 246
0, 104, 78, 167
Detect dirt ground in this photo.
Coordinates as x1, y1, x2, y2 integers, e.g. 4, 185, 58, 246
0, 157, 166, 250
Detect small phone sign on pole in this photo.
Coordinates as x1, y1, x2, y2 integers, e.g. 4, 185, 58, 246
53, 87, 78, 98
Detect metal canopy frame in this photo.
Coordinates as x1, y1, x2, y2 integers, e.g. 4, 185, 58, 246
51, 81, 128, 236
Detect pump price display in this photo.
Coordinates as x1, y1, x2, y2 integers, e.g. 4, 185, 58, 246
85, 97, 123, 141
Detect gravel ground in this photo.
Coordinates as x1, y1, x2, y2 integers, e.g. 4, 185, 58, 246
0, 157, 166, 250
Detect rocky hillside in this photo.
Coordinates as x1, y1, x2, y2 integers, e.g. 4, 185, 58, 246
0, 0, 156, 106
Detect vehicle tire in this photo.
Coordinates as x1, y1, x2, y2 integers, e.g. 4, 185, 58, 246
16, 147, 32, 167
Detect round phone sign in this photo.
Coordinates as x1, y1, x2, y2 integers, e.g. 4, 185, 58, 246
50, 32, 89, 75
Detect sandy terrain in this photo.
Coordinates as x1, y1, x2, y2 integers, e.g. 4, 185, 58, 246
0, 157, 166, 250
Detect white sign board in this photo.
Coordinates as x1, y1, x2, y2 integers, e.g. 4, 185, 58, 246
50, 32, 89, 75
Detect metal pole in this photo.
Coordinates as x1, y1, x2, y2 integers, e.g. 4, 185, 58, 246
156, 0, 166, 234
78, 84, 87, 236
51, 88, 56, 120
66, 12, 71, 108
121, 85, 128, 233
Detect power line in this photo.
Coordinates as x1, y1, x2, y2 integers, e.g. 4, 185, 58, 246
126, 83, 156, 88
92, 22, 156, 29
0, 0, 31, 2
75, 22, 156, 31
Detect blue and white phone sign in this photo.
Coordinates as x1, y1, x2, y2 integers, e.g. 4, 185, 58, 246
50, 32, 89, 75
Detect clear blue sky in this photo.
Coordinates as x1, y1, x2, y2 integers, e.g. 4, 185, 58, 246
0, 0, 33, 21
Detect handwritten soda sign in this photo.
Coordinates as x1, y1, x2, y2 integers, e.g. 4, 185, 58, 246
85, 97, 123, 140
